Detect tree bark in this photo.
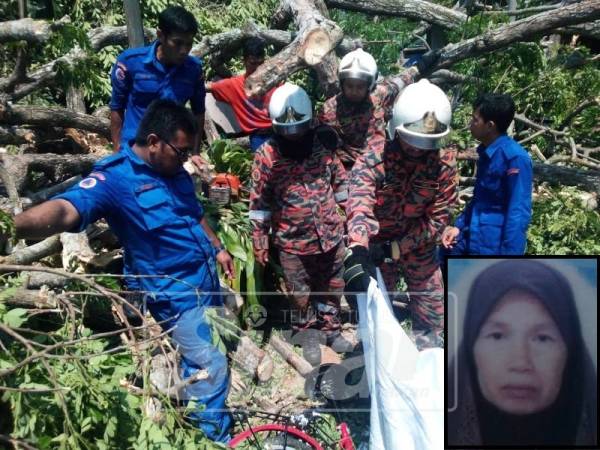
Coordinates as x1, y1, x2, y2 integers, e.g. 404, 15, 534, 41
325, 0, 467, 30
0, 17, 68, 44
268, 335, 314, 377
0, 153, 98, 194
244, 0, 344, 98
0, 103, 110, 138
229, 336, 274, 383
0, 235, 62, 265
429, 0, 600, 73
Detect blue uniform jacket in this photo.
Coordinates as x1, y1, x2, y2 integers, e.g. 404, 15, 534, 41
109, 41, 205, 145
54, 143, 220, 312
454, 135, 533, 254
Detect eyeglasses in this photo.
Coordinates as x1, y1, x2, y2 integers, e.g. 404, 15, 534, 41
161, 138, 192, 160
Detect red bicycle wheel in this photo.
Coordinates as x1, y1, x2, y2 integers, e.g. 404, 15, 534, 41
229, 423, 324, 449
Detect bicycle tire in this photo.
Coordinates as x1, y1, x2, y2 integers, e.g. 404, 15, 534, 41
229, 423, 324, 449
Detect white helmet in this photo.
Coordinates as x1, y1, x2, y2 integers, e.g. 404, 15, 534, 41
338, 48, 378, 91
269, 82, 312, 136
387, 79, 451, 150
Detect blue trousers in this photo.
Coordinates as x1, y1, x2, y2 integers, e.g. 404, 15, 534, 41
147, 302, 232, 442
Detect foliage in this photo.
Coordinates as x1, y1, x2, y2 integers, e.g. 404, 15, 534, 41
527, 186, 600, 255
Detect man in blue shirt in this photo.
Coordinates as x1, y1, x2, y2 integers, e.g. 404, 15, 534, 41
441, 93, 533, 254
12, 100, 234, 442
110, 6, 205, 153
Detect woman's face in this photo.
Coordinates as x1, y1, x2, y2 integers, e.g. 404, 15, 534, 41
473, 290, 568, 415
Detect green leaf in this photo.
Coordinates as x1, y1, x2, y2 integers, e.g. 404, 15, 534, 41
2, 308, 28, 327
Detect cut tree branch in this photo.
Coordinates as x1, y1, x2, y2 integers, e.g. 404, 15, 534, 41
427, 0, 600, 73
324, 0, 467, 30
245, 0, 344, 98
0, 103, 110, 138
0, 16, 69, 44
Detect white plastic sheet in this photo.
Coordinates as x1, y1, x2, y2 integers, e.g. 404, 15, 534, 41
357, 270, 444, 450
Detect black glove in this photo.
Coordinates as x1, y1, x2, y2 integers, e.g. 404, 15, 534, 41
343, 246, 376, 294
416, 50, 441, 75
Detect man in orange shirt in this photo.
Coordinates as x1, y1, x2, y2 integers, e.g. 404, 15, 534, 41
207, 38, 276, 152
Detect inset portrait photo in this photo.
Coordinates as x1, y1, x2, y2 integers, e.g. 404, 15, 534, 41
446, 257, 598, 448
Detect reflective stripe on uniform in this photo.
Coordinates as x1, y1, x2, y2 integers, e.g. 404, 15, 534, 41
249, 210, 272, 221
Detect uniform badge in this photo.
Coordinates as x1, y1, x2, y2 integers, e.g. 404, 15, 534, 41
506, 168, 520, 176
79, 177, 97, 189
89, 172, 106, 181
115, 62, 127, 81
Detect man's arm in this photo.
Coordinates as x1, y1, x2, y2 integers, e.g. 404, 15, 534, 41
346, 155, 382, 248
195, 113, 205, 152
249, 147, 274, 265
109, 58, 131, 152
15, 199, 81, 240
500, 154, 533, 254
110, 110, 125, 152
199, 217, 234, 279
397, 150, 458, 254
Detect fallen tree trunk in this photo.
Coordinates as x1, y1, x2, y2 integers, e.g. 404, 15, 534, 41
458, 148, 600, 196
0, 103, 110, 138
427, 0, 600, 73
0, 288, 57, 309
0, 235, 62, 265
0, 17, 68, 44
325, 0, 467, 30
0, 153, 98, 194
245, 0, 344, 98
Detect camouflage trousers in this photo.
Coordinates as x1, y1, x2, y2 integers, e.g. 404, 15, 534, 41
377, 243, 444, 349
278, 241, 346, 333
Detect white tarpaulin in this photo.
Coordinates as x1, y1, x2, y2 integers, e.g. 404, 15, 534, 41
357, 270, 444, 450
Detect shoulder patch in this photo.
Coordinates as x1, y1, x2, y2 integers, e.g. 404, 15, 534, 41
507, 167, 520, 176
79, 177, 97, 189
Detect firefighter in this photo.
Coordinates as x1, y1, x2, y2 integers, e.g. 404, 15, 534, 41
343, 79, 458, 350
249, 83, 350, 363
318, 48, 437, 172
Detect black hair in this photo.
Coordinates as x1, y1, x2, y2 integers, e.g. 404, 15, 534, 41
158, 6, 198, 36
135, 99, 198, 145
473, 93, 516, 134
243, 37, 266, 58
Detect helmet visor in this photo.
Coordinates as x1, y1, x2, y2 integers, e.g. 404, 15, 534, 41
403, 111, 449, 136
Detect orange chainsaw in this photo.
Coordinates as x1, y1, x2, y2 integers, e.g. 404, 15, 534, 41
208, 173, 241, 206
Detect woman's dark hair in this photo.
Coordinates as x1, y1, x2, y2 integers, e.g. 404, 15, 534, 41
473, 93, 515, 134
158, 6, 198, 37
243, 37, 266, 58
135, 99, 198, 145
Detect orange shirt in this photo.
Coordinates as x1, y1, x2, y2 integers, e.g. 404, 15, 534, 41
210, 74, 276, 134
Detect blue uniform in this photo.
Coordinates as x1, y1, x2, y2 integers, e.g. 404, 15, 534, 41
449, 135, 532, 254
110, 41, 206, 145
54, 143, 231, 441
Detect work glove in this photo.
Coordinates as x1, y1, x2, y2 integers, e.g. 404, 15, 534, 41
416, 50, 441, 75
343, 245, 376, 294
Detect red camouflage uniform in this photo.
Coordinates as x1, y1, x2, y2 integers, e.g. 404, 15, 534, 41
249, 135, 348, 323
318, 73, 415, 171
347, 140, 458, 348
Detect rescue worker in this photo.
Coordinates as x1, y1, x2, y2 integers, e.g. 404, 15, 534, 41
249, 83, 349, 362
441, 93, 533, 254
207, 37, 276, 152
110, 6, 206, 153
318, 48, 438, 172
343, 79, 458, 350
9, 100, 233, 442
